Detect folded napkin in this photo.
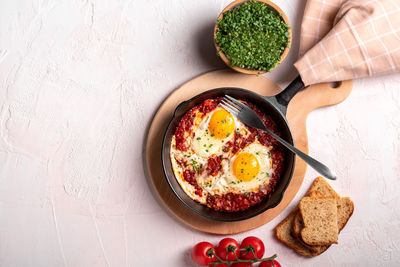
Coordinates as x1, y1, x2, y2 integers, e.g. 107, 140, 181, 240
294, 0, 400, 86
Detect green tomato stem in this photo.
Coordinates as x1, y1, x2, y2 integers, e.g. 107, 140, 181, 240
208, 246, 277, 266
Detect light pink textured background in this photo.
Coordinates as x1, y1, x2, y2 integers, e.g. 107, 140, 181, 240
0, 1, 399, 266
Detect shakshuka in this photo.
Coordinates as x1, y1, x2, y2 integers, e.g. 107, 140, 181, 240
170, 98, 285, 212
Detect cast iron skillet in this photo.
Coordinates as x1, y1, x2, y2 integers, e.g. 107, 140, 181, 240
162, 76, 305, 221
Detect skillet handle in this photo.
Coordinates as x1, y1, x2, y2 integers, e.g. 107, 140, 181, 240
275, 75, 305, 107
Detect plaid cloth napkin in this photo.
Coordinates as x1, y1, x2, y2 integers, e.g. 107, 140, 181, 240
294, 0, 400, 86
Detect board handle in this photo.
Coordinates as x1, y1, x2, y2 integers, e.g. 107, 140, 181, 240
300, 80, 353, 114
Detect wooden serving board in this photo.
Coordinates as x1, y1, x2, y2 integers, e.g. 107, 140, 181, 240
145, 69, 352, 234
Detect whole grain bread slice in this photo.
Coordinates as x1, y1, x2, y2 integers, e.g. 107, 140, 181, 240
292, 211, 330, 252
336, 197, 354, 230
292, 190, 353, 236
293, 197, 354, 237
275, 209, 320, 257
292, 211, 303, 238
308, 177, 340, 198
291, 188, 330, 240
299, 197, 339, 246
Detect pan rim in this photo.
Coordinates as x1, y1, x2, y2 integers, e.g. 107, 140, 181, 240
161, 87, 295, 222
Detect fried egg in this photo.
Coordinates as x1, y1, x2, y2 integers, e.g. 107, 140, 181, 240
225, 143, 273, 192
192, 108, 237, 157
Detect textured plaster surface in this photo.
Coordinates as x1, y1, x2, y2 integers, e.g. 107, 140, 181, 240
0, 0, 399, 266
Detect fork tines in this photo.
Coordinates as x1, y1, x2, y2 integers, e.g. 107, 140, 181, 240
220, 95, 242, 116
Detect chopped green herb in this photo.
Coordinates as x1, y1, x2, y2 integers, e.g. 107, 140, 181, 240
226, 132, 230, 137
266, 172, 270, 177
267, 151, 271, 158
215, 0, 289, 71
191, 159, 203, 172
196, 137, 201, 140
209, 144, 213, 148
244, 192, 249, 197
211, 134, 215, 137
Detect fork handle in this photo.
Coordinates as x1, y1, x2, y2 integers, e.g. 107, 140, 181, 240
263, 127, 337, 180
275, 75, 305, 106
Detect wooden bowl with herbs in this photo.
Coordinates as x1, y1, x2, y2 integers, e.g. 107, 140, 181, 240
214, 0, 291, 74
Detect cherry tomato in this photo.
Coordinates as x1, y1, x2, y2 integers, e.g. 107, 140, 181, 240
191, 242, 216, 266
239, 236, 265, 260
231, 262, 252, 267
259, 260, 281, 267
216, 238, 240, 261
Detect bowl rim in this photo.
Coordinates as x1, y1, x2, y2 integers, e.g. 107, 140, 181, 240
214, 0, 292, 75
161, 88, 296, 221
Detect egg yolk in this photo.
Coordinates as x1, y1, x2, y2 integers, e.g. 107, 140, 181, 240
208, 110, 235, 139
232, 153, 260, 182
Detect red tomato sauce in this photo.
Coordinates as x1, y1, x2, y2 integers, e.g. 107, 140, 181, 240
206, 191, 266, 212
206, 155, 223, 176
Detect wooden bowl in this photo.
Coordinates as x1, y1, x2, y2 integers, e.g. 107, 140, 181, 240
214, 0, 292, 75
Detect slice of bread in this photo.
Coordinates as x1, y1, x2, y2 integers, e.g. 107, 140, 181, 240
299, 197, 339, 245
293, 197, 354, 237
275, 210, 320, 257
291, 211, 328, 254
336, 197, 354, 230
291, 188, 331, 241
292, 211, 303, 238
307, 190, 324, 198
308, 177, 340, 198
